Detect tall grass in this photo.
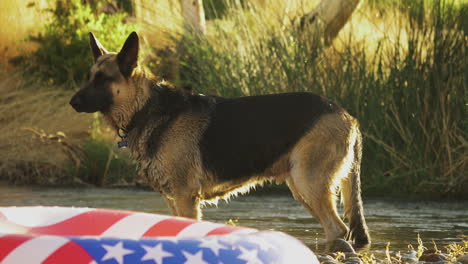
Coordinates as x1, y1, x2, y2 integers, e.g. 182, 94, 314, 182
0, 71, 90, 184
168, 0, 467, 197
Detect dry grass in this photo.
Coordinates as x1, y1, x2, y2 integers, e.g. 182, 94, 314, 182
0, 70, 91, 184
357, 237, 468, 264
134, 0, 183, 47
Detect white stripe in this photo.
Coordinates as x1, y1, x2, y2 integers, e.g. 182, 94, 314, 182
1, 236, 69, 264
101, 213, 172, 239
230, 227, 258, 235
176, 222, 226, 238
0, 206, 94, 227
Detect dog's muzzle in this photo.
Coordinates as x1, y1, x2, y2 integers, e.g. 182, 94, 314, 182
69, 93, 84, 112
69, 86, 113, 113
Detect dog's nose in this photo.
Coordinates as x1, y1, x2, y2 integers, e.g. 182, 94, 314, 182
69, 95, 82, 111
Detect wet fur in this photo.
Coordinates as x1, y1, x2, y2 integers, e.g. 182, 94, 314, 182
70, 32, 371, 247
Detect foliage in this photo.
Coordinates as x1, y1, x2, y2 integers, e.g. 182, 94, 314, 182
12, 0, 138, 87
74, 137, 136, 187
177, 0, 467, 197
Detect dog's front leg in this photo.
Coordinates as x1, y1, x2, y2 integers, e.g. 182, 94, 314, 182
162, 194, 178, 216
173, 192, 201, 220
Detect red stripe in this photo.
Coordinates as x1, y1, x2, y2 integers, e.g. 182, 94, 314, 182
42, 241, 94, 264
0, 234, 33, 261
30, 210, 131, 236
206, 226, 240, 236
142, 218, 195, 237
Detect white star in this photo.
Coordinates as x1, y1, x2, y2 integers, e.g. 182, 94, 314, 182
141, 243, 173, 264
182, 250, 208, 264
238, 246, 263, 264
101, 241, 134, 264
198, 238, 227, 256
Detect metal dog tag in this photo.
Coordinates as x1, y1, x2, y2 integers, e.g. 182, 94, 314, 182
118, 140, 129, 149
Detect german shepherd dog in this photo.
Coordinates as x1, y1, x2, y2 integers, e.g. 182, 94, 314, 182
70, 32, 370, 247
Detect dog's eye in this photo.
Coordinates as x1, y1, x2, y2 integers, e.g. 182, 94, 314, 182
93, 72, 111, 85
94, 72, 103, 80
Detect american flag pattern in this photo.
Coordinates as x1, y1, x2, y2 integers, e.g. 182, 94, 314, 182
0, 206, 317, 264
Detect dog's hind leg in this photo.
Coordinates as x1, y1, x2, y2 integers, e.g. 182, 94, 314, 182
340, 126, 371, 247
287, 164, 349, 244
288, 114, 355, 245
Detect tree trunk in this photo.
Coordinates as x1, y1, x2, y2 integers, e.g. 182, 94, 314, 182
179, 0, 206, 35
300, 0, 360, 45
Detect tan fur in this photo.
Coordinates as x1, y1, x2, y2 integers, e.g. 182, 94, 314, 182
150, 114, 208, 218
286, 112, 359, 242
90, 54, 153, 129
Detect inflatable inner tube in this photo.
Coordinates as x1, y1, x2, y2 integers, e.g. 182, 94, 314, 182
0, 206, 318, 264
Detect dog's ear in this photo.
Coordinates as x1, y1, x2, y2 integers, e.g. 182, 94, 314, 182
89, 32, 108, 62
117, 32, 139, 78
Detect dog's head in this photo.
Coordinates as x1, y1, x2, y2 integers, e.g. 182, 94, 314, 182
70, 32, 139, 113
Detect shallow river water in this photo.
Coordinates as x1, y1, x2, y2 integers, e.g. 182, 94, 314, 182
0, 185, 466, 255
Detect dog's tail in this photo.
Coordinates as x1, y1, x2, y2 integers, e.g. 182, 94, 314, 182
341, 122, 371, 247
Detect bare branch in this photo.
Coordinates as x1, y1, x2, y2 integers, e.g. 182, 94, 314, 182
179, 0, 206, 35
300, 0, 360, 45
